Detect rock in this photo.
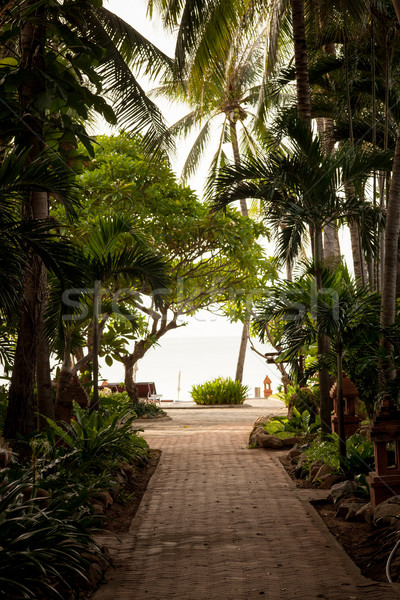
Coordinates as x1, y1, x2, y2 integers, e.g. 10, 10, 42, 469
308, 460, 325, 480
287, 447, 302, 463
282, 436, 303, 448
336, 498, 367, 520
313, 463, 335, 483
93, 491, 113, 509
87, 562, 103, 589
249, 426, 264, 446
373, 495, 400, 527
0, 448, 12, 468
119, 462, 135, 480
22, 486, 50, 508
92, 503, 105, 515
355, 502, 373, 525
329, 480, 360, 504
256, 430, 284, 449
253, 416, 269, 427
318, 474, 345, 489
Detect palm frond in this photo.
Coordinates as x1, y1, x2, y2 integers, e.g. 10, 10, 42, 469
85, 8, 173, 154
180, 118, 214, 181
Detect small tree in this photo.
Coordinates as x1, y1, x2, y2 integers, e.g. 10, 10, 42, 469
54, 135, 268, 400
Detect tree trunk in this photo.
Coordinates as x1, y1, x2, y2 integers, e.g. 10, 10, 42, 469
4, 1, 47, 439
230, 117, 250, 383
381, 120, 400, 374
122, 340, 147, 404
314, 226, 333, 436
36, 307, 54, 428
349, 220, 367, 285
344, 182, 367, 284
89, 281, 101, 412
229, 119, 248, 217
5, 247, 47, 438
316, 117, 341, 265
235, 319, 250, 382
336, 346, 346, 462
291, 0, 311, 122
123, 356, 139, 403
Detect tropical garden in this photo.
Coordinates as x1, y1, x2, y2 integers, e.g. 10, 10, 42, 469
2, 0, 400, 596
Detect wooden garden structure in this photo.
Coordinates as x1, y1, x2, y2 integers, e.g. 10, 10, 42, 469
367, 395, 400, 508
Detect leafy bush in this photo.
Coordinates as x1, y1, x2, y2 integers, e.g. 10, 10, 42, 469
42, 401, 149, 468
264, 408, 321, 438
343, 434, 375, 475
282, 385, 319, 417
0, 470, 102, 600
303, 432, 375, 475
98, 391, 165, 419
133, 400, 166, 418
32, 402, 150, 502
98, 391, 132, 415
190, 377, 249, 405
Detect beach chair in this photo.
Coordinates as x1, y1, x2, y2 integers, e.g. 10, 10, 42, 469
136, 382, 162, 405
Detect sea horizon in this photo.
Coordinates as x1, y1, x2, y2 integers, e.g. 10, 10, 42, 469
100, 332, 282, 402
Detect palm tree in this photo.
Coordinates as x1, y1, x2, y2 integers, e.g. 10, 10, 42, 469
380, 0, 400, 379
316, 275, 380, 459
0, 154, 90, 438
213, 110, 392, 433
52, 214, 170, 415
1, 0, 175, 438
254, 267, 380, 458
153, 16, 274, 382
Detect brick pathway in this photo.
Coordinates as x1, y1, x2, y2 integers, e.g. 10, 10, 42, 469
94, 407, 400, 600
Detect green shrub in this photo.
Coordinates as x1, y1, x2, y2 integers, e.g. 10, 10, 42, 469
303, 432, 375, 476
98, 391, 165, 419
277, 384, 319, 420
42, 401, 149, 468
0, 470, 102, 600
263, 408, 321, 437
98, 391, 132, 416
32, 401, 150, 502
133, 400, 166, 418
190, 377, 249, 405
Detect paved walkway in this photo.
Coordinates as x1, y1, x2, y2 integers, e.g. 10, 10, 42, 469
94, 399, 400, 600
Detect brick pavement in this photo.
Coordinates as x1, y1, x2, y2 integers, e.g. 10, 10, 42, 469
94, 411, 400, 600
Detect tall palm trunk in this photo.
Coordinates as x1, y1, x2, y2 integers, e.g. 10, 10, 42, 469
36, 304, 55, 428
316, 117, 341, 264
380, 1, 400, 379
314, 226, 332, 436
230, 117, 250, 383
291, 0, 331, 432
4, 1, 47, 438
291, 0, 311, 123
89, 281, 101, 412
336, 344, 346, 462
381, 120, 400, 374
5, 234, 47, 437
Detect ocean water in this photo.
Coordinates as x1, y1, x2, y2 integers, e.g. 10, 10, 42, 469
100, 331, 282, 402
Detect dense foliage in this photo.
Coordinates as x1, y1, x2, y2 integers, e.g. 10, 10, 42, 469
191, 377, 249, 405
0, 399, 150, 598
